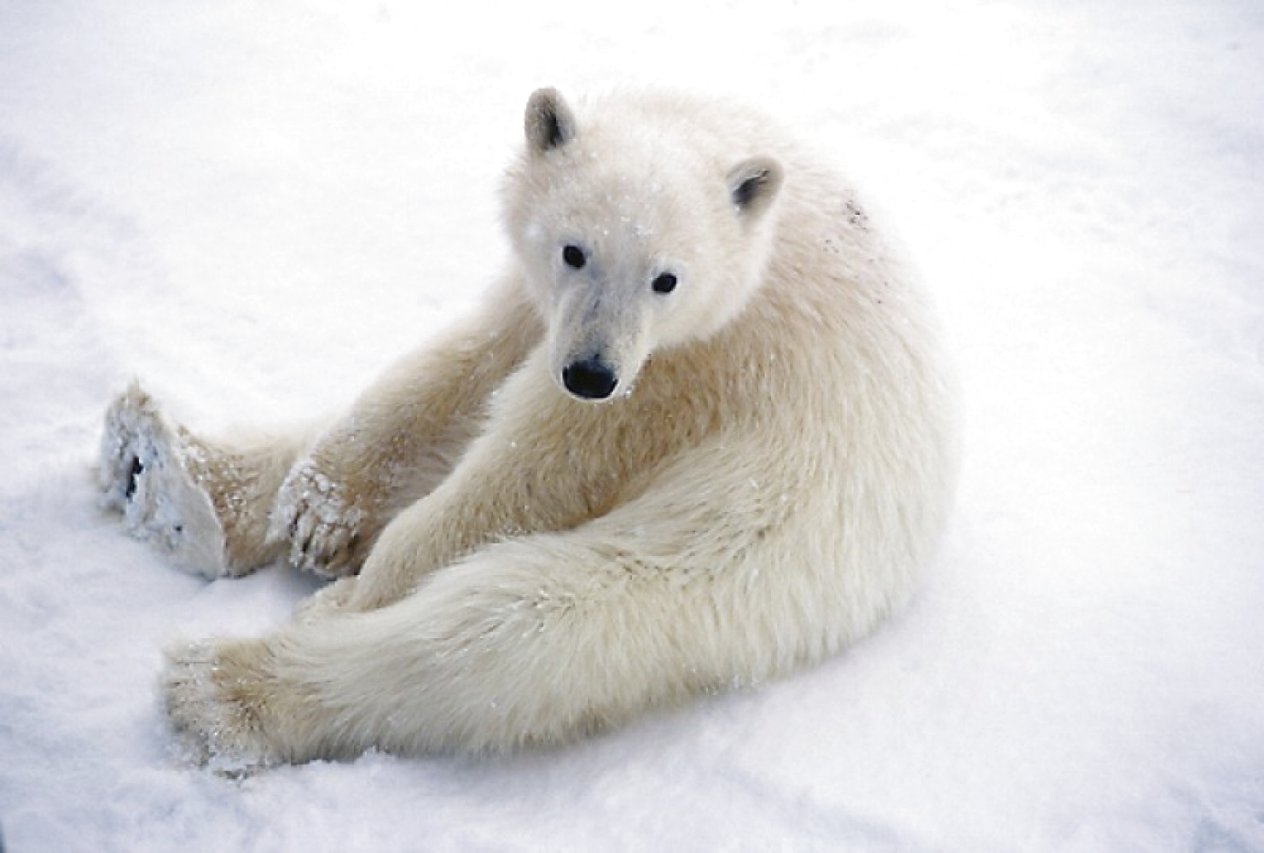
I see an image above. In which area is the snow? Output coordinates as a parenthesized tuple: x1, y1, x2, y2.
(2, 0, 1262, 849)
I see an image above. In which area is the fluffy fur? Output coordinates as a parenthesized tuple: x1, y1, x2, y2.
(99, 88, 957, 766)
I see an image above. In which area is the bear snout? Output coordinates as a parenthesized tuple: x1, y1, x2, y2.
(562, 357, 619, 400)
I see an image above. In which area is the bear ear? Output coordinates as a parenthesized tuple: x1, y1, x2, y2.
(525, 88, 577, 155)
(727, 157, 784, 219)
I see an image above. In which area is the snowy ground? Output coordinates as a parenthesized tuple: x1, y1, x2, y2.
(2, 1, 1262, 850)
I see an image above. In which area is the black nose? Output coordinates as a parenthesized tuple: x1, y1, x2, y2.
(562, 358, 618, 400)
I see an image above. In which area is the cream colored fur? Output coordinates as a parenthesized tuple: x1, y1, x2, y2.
(100, 88, 957, 766)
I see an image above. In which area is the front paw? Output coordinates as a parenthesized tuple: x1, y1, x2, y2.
(161, 638, 281, 772)
(272, 459, 374, 578)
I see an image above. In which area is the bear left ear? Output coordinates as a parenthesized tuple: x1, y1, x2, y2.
(727, 157, 784, 219)
(525, 88, 577, 155)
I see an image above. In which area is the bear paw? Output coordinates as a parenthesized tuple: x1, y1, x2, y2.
(98, 384, 229, 578)
(272, 459, 369, 578)
(161, 639, 280, 774)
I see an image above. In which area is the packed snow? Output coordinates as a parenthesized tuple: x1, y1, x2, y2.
(2, 1, 1262, 850)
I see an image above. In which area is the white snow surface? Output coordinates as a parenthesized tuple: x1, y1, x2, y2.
(2, 1, 1262, 850)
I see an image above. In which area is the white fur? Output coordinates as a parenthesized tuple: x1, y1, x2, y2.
(101, 88, 958, 765)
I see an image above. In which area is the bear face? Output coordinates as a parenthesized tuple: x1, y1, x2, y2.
(503, 89, 784, 401)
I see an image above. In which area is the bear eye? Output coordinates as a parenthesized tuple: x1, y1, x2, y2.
(562, 245, 587, 269)
(651, 272, 678, 294)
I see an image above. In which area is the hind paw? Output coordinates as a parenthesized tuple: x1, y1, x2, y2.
(98, 383, 229, 577)
(161, 638, 282, 772)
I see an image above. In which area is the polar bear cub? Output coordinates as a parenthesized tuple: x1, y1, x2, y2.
(99, 88, 957, 765)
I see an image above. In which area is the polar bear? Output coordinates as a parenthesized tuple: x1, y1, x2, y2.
(98, 88, 957, 766)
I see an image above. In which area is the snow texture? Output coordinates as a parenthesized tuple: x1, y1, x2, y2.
(1, 1, 1262, 850)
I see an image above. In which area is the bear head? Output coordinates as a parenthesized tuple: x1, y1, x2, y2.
(503, 88, 784, 402)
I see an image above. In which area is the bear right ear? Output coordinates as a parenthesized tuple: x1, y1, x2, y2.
(525, 88, 577, 155)
(727, 156, 784, 219)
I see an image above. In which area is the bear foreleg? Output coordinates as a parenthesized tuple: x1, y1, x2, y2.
(272, 281, 542, 577)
